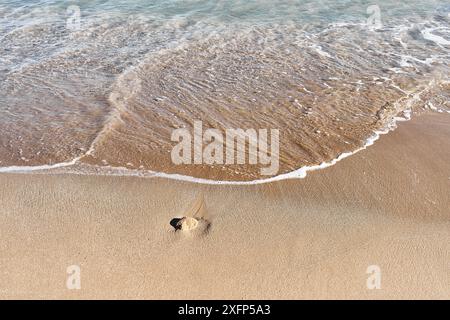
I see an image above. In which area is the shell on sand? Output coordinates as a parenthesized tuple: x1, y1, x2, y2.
(176, 217, 199, 231)
(171, 195, 209, 233)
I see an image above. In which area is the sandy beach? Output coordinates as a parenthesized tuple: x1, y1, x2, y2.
(0, 113, 449, 299)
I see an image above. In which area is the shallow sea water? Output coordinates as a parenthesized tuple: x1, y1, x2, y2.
(0, 0, 449, 181)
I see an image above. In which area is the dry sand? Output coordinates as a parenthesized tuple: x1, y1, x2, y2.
(0, 113, 449, 299)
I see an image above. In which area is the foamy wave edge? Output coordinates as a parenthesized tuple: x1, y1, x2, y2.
(0, 110, 412, 185)
(145, 110, 412, 185)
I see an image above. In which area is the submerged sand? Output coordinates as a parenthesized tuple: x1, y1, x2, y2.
(2, 19, 449, 182)
(0, 113, 449, 299)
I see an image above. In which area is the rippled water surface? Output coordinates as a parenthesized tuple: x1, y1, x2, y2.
(0, 0, 449, 181)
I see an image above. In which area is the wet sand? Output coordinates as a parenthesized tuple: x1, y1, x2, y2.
(0, 113, 449, 299)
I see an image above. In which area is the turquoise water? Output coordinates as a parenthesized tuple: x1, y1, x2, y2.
(2, 0, 449, 22)
(1, 0, 448, 79)
(0, 1, 449, 181)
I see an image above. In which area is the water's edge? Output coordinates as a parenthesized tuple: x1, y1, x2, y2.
(0, 108, 413, 185)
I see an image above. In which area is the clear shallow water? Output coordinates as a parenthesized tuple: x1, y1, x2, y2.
(0, 0, 449, 181)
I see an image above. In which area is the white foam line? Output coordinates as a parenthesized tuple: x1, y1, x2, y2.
(147, 112, 410, 185)
(0, 156, 81, 173)
(0, 110, 413, 185)
(421, 28, 450, 46)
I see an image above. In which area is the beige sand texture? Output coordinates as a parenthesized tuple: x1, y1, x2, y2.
(0, 113, 449, 299)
